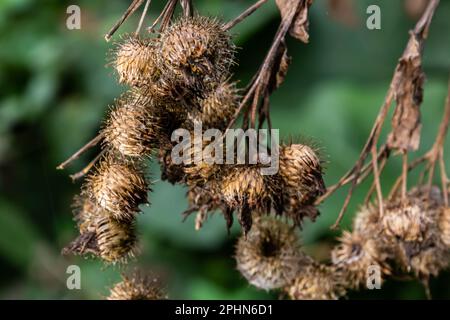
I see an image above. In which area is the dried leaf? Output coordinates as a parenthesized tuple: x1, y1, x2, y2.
(268, 40, 292, 93)
(387, 34, 425, 152)
(276, 0, 314, 43)
(61, 232, 99, 256)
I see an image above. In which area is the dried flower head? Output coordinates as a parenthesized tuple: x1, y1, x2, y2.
(382, 187, 442, 242)
(102, 92, 167, 158)
(87, 157, 149, 221)
(197, 80, 239, 129)
(331, 231, 391, 289)
(279, 143, 325, 205)
(353, 204, 381, 237)
(96, 216, 137, 263)
(111, 35, 159, 87)
(108, 271, 167, 300)
(286, 263, 346, 300)
(408, 245, 449, 278)
(439, 207, 450, 248)
(235, 216, 306, 290)
(158, 16, 235, 91)
(221, 165, 282, 233)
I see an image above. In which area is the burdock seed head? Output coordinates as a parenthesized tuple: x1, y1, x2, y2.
(331, 231, 391, 289)
(96, 216, 137, 264)
(381, 187, 442, 243)
(279, 143, 326, 206)
(108, 271, 167, 300)
(286, 263, 346, 300)
(86, 156, 149, 221)
(111, 35, 159, 87)
(353, 204, 381, 237)
(198, 80, 239, 130)
(439, 207, 450, 249)
(158, 16, 235, 90)
(235, 216, 306, 290)
(221, 165, 270, 210)
(102, 91, 167, 158)
(408, 245, 450, 278)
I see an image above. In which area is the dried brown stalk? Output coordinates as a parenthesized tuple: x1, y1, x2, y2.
(315, 0, 440, 229)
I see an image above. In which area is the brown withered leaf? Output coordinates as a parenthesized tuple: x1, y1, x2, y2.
(387, 34, 425, 152)
(268, 40, 292, 93)
(276, 0, 314, 43)
(61, 232, 99, 256)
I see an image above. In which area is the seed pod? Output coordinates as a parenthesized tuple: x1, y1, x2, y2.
(108, 271, 167, 300)
(221, 165, 282, 233)
(111, 35, 159, 87)
(408, 245, 450, 278)
(158, 16, 235, 91)
(96, 216, 137, 263)
(280, 143, 325, 225)
(102, 92, 167, 158)
(280, 143, 325, 205)
(87, 157, 149, 221)
(286, 263, 346, 300)
(197, 81, 239, 129)
(353, 204, 381, 237)
(331, 231, 391, 289)
(381, 188, 441, 243)
(439, 207, 450, 248)
(235, 216, 306, 290)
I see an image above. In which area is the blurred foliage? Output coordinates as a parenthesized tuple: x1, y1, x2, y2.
(0, 0, 449, 299)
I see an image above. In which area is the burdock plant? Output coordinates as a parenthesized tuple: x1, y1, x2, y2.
(58, 0, 450, 300)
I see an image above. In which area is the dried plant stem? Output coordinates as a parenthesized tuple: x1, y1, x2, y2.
(69, 148, 107, 181)
(135, 0, 152, 34)
(223, 0, 269, 31)
(226, 1, 301, 131)
(56, 134, 103, 170)
(105, 0, 145, 41)
(148, 0, 178, 32)
(316, 0, 440, 229)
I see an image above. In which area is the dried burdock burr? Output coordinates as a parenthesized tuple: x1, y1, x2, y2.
(235, 216, 306, 290)
(158, 16, 235, 91)
(331, 231, 391, 289)
(197, 80, 240, 130)
(102, 92, 167, 158)
(111, 35, 159, 87)
(221, 165, 283, 233)
(352, 204, 381, 237)
(108, 271, 167, 300)
(381, 187, 442, 243)
(286, 263, 347, 300)
(96, 216, 138, 263)
(438, 207, 450, 248)
(86, 157, 149, 221)
(279, 143, 325, 225)
(408, 245, 450, 279)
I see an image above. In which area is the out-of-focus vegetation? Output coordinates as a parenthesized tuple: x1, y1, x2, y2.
(0, 0, 449, 299)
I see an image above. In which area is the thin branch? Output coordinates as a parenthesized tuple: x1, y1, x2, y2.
(135, 0, 152, 34)
(69, 148, 107, 182)
(105, 0, 145, 41)
(223, 0, 269, 31)
(57, 134, 103, 170)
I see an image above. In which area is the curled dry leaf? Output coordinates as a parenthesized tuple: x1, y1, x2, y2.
(387, 33, 425, 152)
(276, 0, 314, 43)
(269, 40, 291, 93)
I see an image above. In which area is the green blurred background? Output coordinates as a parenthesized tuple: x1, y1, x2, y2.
(0, 0, 449, 299)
